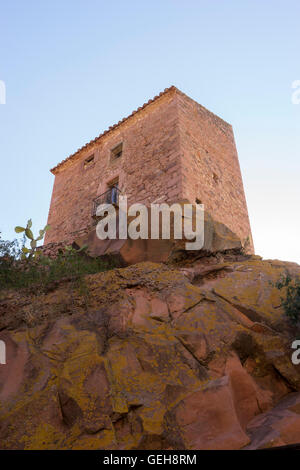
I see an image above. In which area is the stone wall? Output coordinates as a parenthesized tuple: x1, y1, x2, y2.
(45, 90, 182, 244)
(177, 92, 253, 250)
(39, 241, 67, 258)
(45, 87, 253, 252)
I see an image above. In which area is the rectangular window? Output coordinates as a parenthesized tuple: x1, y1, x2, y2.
(84, 154, 94, 169)
(110, 143, 123, 162)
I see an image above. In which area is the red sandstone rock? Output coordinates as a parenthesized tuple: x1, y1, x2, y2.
(171, 376, 250, 450)
(0, 256, 299, 449)
(245, 393, 300, 449)
(68, 209, 244, 266)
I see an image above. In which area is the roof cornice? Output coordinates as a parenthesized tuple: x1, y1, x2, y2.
(51, 85, 179, 174)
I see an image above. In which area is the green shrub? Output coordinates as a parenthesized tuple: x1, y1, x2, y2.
(275, 274, 300, 324)
(0, 235, 22, 288)
(0, 233, 118, 292)
(0, 234, 21, 259)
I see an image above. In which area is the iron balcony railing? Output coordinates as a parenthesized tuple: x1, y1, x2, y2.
(92, 186, 121, 217)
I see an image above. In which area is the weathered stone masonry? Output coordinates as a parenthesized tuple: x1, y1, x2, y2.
(45, 86, 253, 251)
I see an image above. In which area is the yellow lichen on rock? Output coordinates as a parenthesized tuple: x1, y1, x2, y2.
(0, 256, 300, 449)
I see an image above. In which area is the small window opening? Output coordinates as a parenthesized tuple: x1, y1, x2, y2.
(111, 143, 123, 161)
(213, 173, 219, 184)
(84, 154, 94, 169)
(107, 177, 119, 189)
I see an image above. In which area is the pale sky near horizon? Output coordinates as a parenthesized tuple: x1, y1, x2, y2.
(0, 0, 300, 263)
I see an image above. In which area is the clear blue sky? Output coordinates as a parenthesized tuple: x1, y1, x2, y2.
(0, 0, 300, 262)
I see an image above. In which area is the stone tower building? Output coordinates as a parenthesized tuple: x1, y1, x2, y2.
(45, 86, 253, 250)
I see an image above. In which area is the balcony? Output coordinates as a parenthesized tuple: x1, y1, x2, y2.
(92, 186, 121, 217)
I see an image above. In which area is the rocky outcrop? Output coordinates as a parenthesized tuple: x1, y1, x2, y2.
(0, 254, 299, 449)
(73, 208, 245, 265)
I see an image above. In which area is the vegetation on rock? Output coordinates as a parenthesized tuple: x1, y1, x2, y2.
(275, 274, 300, 325)
(15, 219, 50, 259)
(0, 253, 300, 449)
(0, 229, 118, 292)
